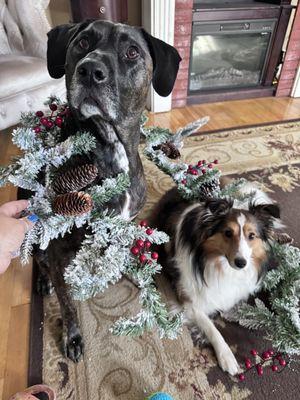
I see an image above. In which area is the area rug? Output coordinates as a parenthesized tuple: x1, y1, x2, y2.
(29, 120, 300, 400)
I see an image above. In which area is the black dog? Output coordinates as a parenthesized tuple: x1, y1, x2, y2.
(33, 20, 181, 362)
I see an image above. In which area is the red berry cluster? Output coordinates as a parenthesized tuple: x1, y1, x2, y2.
(34, 103, 70, 134)
(130, 220, 159, 264)
(238, 348, 289, 381)
(181, 159, 219, 185)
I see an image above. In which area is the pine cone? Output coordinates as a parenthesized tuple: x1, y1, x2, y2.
(154, 142, 181, 159)
(52, 164, 98, 194)
(52, 192, 93, 216)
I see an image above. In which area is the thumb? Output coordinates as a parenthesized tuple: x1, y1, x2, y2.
(0, 200, 29, 218)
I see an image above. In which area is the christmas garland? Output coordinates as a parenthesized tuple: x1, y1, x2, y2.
(0, 97, 182, 339)
(141, 115, 300, 356)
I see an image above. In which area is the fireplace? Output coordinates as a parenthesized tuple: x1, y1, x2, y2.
(189, 19, 277, 92)
(171, 0, 294, 107)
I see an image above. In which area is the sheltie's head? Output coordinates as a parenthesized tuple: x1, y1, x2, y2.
(181, 198, 281, 273)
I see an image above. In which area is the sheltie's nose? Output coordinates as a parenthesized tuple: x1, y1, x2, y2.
(234, 257, 247, 269)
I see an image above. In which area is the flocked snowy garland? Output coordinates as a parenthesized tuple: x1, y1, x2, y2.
(1, 97, 300, 353)
(0, 97, 182, 339)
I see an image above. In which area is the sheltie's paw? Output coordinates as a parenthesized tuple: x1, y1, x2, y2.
(216, 346, 241, 376)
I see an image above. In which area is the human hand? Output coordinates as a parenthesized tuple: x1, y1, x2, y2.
(0, 200, 38, 274)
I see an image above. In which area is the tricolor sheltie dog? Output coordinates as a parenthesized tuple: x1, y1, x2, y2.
(152, 182, 283, 375)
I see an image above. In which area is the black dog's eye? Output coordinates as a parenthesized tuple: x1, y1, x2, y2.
(78, 37, 89, 50)
(248, 232, 256, 240)
(224, 229, 233, 238)
(125, 46, 140, 60)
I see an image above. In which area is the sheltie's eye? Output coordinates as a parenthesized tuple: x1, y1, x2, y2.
(224, 229, 233, 238)
(248, 232, 256, 240)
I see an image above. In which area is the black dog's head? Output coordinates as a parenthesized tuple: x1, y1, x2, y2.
(47, 20, 181, 124)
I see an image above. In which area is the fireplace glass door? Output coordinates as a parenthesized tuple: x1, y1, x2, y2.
(189, 20, 276, 92)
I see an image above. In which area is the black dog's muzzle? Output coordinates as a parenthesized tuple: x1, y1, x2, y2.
(76, 58, 108, 87)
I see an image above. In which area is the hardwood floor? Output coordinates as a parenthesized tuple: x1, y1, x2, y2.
(0, 96, 299, 398)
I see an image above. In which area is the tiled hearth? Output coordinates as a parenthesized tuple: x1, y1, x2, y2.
(172, 0, 300, 108)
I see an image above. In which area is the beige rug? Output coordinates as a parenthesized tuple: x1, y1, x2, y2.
(33, 120, 300, 400)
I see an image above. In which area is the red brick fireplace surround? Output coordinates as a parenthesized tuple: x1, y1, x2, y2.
(172, 0, 300, 108)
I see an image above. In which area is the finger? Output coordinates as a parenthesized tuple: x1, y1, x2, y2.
(0, 200, 29, 218)
(19, 217, 36, 234)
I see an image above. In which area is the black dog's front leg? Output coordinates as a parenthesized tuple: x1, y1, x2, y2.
(47, 242, 84, 363)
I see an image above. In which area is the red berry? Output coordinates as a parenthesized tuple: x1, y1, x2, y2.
(47, 121, 54, 128)
(146, 228, 153, 235)
(188, 164, 193, 170)
(144, 240, 151, 249)
(139, 220, 148, 227)
(272, 365, 278, 372)
(276, 353, 282, 360)
(136, 239, 144, 248)
(245, 359, 252, 369)
(250, 349, 258, 356)
(238, 373, 245, 381)
(214, 159, 219, 164)
(151, 252, 159, 260)
(279, 359, 286, 366)
(202, 159, 206, 164)
(34, 126, 41, 133)
(191, 169, 198, 176)
(256, 365, 263, 376)
(262, 351, 270, 360)
(139, 254, 147, 263)
(36, 111, 44, 117)
(55, 117, 63, 127)
(181, 179, 187, 185)
(49, 103, 57, 111)
(268, 349, 274, 356)
(208, 163, 213, 168)
(197, 160, 202, 167)
(146, 259, 153, 265)
(40, 117, 48, 126)
(201, 168, 206, 174)
(130, 246, 139, 256)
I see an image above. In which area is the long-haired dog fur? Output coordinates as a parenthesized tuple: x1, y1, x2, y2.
(151, 183, 282, 375)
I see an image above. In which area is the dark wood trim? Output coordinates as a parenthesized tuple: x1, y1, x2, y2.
(70, 0, 128, 23)
(28, 260, 44, 388)
(193, 8, 281, 22)
(187, 86, 275, 105)
(264, 6, 293, 85)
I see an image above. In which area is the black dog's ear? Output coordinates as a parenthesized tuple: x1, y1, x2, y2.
(205, 198, 233, 215)
(47, 20, 94, 79)
(249, 203, 281, 219)
(141, 29, 182, 97)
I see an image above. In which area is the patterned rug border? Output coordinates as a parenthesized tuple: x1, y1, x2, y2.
(27, 118, 300, 390)
(194, 118, 300, 137)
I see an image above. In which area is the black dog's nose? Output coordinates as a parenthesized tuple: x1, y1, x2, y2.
(234, 257, 247, 269)
(77, 61, 106, 84)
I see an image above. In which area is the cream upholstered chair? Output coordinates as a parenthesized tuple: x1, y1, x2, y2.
(0, 0, 66, 130)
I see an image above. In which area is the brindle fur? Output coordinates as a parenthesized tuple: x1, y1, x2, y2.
(20, 20, 181, 362)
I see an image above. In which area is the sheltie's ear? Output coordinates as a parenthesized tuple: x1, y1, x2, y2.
(249, 203, 280, 219)
(205, 198, 233, 216)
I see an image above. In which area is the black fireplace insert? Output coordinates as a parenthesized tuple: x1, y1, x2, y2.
(189, 19, 277, 92)
(187, 0, 293, 104)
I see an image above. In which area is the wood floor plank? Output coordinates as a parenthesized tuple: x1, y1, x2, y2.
(0, 262, 15, 380)
(0, 377, 4, 400)
(11, 259, 32, 307)
(2, 304, 30, 400)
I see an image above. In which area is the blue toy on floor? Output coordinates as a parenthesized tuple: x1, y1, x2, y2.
(146, 393, 174, 400)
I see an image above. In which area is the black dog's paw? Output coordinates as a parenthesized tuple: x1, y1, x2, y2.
(63, 328, 84, 363)
(36, 274, 53, 296)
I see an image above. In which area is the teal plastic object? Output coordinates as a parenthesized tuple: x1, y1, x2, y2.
(146, 393, 174, 400)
